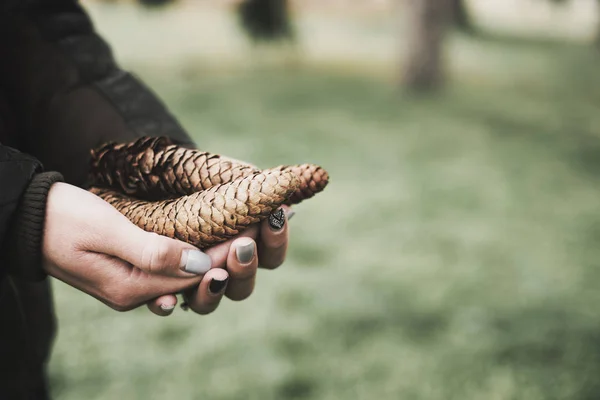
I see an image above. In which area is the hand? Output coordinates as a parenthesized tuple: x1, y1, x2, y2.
(42, 183, 292, 315)
(148, 204, 293, 316)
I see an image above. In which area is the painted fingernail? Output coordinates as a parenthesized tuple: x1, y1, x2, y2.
(160, 304, 175, 312)
(285, 209, 296, 221)
(180, 250, 212, 275)
(268, 208, 286, 231)
(236, 241, 255, 264)
(180, 302, 189, 311)
(209, 277, 229, 295)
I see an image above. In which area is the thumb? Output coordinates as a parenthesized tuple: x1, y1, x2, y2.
(97, 221, 213, 278)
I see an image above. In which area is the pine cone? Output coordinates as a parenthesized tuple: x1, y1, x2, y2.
(90, 170, 300, 248)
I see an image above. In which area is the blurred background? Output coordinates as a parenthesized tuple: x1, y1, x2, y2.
(49, 0, 600, 399)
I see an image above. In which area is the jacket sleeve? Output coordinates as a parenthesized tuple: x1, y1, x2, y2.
(0, 144, 63, 281)
(0, 0, 196, 187)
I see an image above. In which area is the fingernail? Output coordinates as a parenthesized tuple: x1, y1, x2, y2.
(160, 304, 175, 312)
(268, 208, 286, 231)
(209, 277, 229, 295)
(236, 241, 255, 264)
(285, 209, 296, 221)
(181, 302, 189, 311)
(180, 250, 212, 275)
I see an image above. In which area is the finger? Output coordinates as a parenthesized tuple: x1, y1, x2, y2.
(182, 268, 229, 315)
(257, 206, 293, 270)
(114, 222, 259, 279)
(93, 213, 213, 278)
(202, 225, 260, 269)
(45, 251, 204, 312)
(147, 294, 178, 317)
(224, 237, 258, 301)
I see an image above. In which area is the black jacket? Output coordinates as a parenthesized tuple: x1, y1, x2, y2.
(0, 0, 195, 281)
(0, 1, 195, 398)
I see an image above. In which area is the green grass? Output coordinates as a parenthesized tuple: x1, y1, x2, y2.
(48, 25, 600, 400)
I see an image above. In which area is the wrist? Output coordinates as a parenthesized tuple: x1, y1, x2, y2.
(5, 171, 64, 281)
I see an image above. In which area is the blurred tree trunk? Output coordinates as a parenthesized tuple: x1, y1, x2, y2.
(450, 0, 474, 33)
(237, 0, 294, 42)
(401, 0, 452, 92)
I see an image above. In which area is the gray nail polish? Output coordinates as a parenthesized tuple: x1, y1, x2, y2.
(236, 242, 255, 264)
(180, 250, 212, 275)
(285, 209, 296, 221)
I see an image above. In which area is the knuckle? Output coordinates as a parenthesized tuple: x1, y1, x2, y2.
(229, 264, 256, 279)
(263, 233, 288, 250)
(102, 284, 138, 312)
(141, 233, 172, 274)
(258, 243, 287, 270)
(154, 241, 172, 271)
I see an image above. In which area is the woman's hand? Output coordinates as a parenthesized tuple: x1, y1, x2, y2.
(150, 203, 294, 316)
(41, 183, 292, 316)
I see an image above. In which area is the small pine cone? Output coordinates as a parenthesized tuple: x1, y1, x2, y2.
(90, 136, 329, 205)
(90, 136, 255, 200)
(90, 170, 300, 249)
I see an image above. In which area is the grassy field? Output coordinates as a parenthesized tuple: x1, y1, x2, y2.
(48, 3, 600, 400)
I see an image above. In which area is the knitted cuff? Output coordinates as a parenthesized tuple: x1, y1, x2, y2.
(7, 171, 64, 281)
